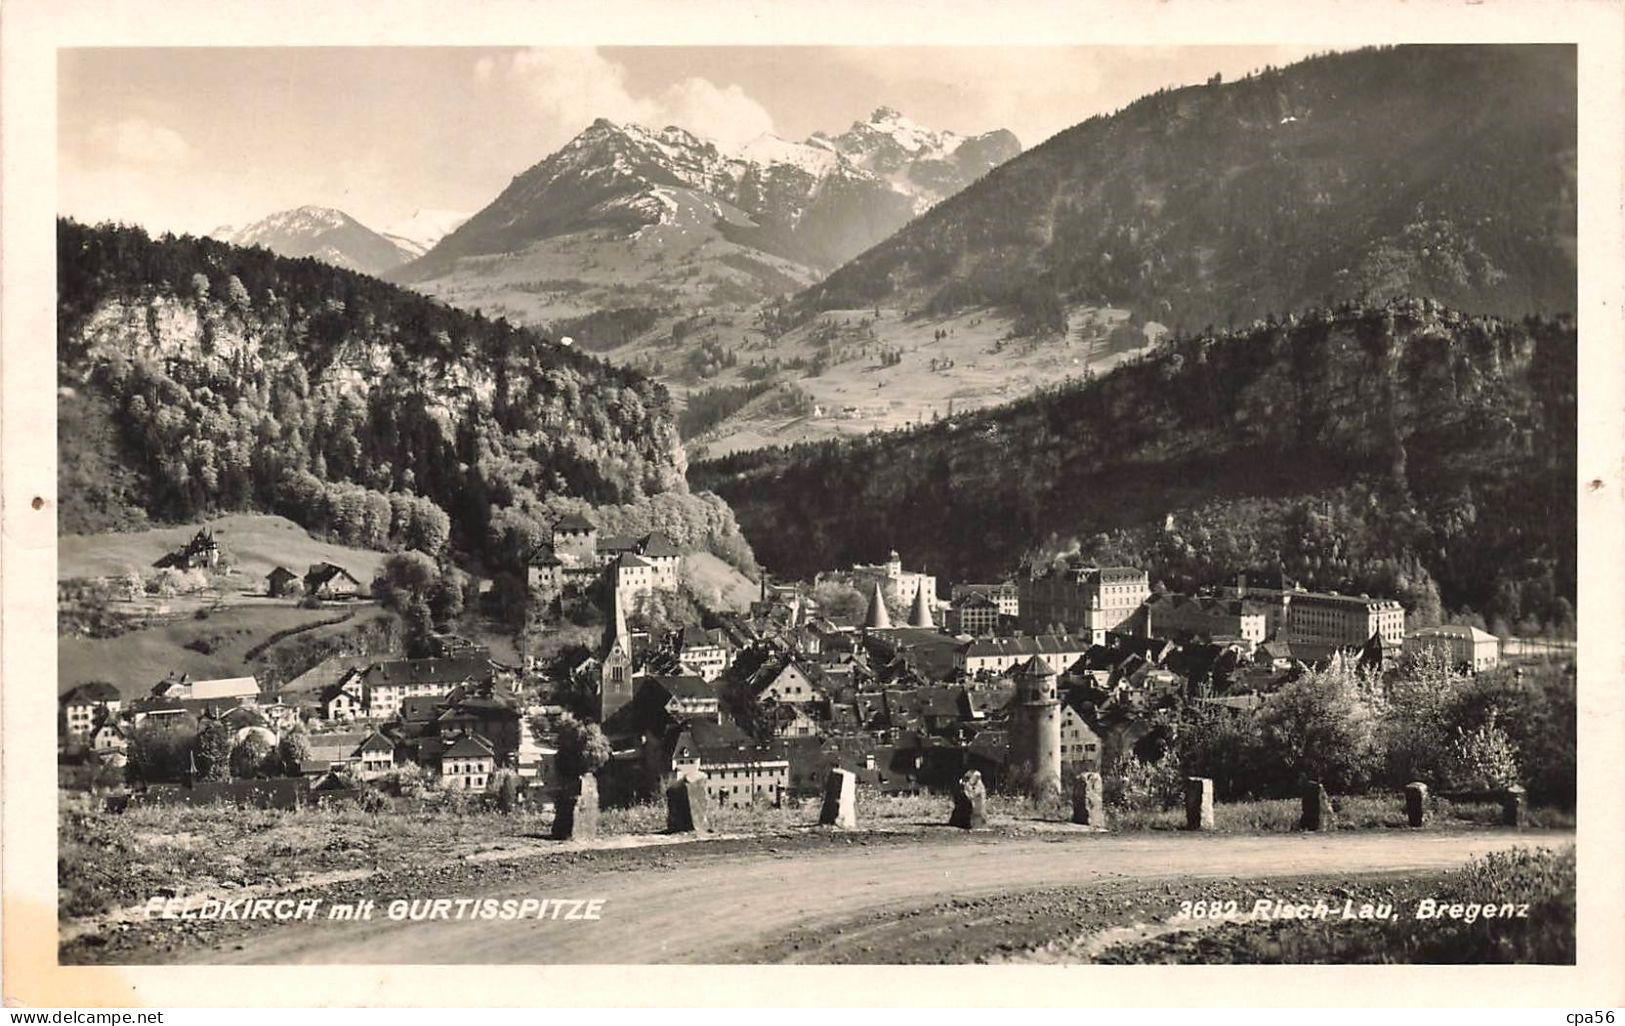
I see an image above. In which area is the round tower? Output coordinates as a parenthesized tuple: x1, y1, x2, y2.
(1013, 655, 1062, 805)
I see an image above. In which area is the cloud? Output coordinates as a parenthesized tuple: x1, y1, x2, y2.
(86, 117, 192, 167)
(480, 47, 775, 152)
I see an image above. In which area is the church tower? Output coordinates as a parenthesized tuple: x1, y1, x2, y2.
(1011, 655, 1062, 804)
(909, 581, 934, 628)
(599, 586, 635, 722)
(864, 579, 892, 630)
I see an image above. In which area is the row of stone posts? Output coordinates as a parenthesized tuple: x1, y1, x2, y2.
(547, 768, 1528, 841)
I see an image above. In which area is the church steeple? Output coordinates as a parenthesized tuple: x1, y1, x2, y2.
(864, 580, 892, 629)
(909, 582, 934, 628)
(606, 584, 630, 659)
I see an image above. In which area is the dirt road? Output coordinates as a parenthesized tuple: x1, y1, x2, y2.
(193, 828, 1570, 965)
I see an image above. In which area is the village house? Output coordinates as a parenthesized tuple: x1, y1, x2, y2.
(320, 655, 494, 721)
(265, 566, 299, 598)
(1058, 698, 1104, 773)
(436, 733, 497, 791)
(752, 659, 825, 706)
(150, 674, 260, 703)
(662, 718, 790, 810)
(1404, 624, 1501, 672)
(354, 730, 398, 780)
(955, 634, 1094, 677)
(305, 562, 364, 600)
(59, 681, 121, 741)
(1020, 563, 1150, 637)
(675, 625, 733, 681)
(299, 731, 368, 776)
(154, 528, 221, 571)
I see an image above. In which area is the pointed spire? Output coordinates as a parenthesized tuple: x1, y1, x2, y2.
(864, 580, 892, 629)
(909, 584, 934, 628)
(606, 585, 630, 657)
(790, 592, 804, 628)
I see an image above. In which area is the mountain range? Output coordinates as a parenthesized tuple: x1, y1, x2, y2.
(801, 45, 1576, 336)
(210, 206, 468, 277)
(384, 109, 1020, 325)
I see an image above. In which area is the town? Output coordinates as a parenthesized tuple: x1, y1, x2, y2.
(59, 513, 1534, 831)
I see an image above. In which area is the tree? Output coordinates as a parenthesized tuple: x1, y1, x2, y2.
(488, 767, 524, 814)
(1440, 713, 1521, 791)
(193, 718, 231, 782)
(277, 730, 312, 777)
(554, 713, 611, 780)
(126, 716, 198, 784)
(229, 734, 276, 779)
(1257, 665, 1384, 794)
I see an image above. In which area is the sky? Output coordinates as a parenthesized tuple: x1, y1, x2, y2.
(59, 45, 1327, 237)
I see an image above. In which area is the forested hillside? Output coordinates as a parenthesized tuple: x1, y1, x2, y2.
(57, 219, 756, 574)
(799, 45, 1575, 337)
(694, 299, 1576, 633)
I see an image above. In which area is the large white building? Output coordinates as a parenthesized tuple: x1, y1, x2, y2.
(848, 550, 938, 611)
(1404, 625, 1501, 672)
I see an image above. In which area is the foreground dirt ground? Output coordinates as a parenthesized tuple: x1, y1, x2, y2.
(62, 825, 1570, 965)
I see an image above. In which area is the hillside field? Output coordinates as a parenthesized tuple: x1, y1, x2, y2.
(603, 303, 1157, 459)
(57, 602, 383, 699)
(58, 514, 392, 587)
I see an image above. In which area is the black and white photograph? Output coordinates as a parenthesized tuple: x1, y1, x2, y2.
(5, 0, 1624, 1009)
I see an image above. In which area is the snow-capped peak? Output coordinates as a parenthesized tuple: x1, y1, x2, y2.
(738, 133, 841, 175)
(382, 208, 471, 257)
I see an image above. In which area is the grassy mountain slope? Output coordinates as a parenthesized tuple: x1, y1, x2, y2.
(799, 45, 1576, 336)
(692, 299, 1575, 631)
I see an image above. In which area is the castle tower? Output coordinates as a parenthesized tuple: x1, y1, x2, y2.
(864, 580, 892, 630)
(1011, 655, 1062, 805)
(885, 549, 903, 579)
(599, 586, 635, 723)
(909, 582, 934, 628)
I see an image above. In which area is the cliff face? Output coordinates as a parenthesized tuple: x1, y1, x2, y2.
(694, 299, 1575, 628)
(57, 219, 691, 549)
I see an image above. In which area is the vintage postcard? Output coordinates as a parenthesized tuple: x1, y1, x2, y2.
(4, 0, 1623, 1008)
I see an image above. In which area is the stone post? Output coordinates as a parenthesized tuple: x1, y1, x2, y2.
(552, 773, 599, 841)
(1299, 781, 1333, 831)
(1071, 772, 1106, 828)
(665, 773, 711, 834)
(1499, 785, 1526, 828)
(949, 769, 988, 829)
(819, 768, 857, 829)
(1404, 782, 1428, 827)
(1184, 776, 1214, 831)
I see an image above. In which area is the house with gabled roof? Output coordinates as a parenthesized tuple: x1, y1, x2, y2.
(60, 681, 121, 741)
(266, 566, 299, 598)
(660, 717, 789, 810)
(436, 732, 496, 791)
(354, 729, 398, 780)
(305, 562, 363, 600)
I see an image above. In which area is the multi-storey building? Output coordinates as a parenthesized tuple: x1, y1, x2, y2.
(1020, 564, 1149, 637)
(946, 592, 1002, 636)
(954, 634, 1095, 677)
(846, 550, 938, 611)
(950, 582, 1020, 618)
(1140, 593, 1269, 644)
(1404, 625, 1501, 672)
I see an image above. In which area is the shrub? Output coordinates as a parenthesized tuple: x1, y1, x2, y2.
(1105, 754, 1185, 811)
(554, 713, 611, 781)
